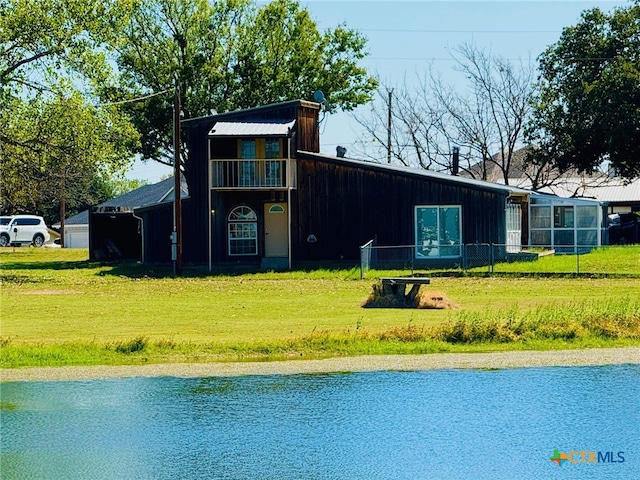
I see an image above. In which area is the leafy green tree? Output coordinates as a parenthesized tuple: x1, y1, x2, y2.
(108, 0, 377, 167)
(0, 0, 140, 231)
(0, 91, 139, 240)
(0, 0, 133, 99)
(526, 2, 640, 180)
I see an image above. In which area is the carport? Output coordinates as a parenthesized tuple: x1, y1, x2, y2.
(89, 206, 142, 261)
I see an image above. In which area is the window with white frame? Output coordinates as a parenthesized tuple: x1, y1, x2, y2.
(228, 206, 258, 256)
(415, 205, 461, 258)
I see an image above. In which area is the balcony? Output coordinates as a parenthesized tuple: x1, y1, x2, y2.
(210, 158, 296, 190)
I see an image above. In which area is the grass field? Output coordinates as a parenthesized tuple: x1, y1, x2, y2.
(1, 247, 639, 367)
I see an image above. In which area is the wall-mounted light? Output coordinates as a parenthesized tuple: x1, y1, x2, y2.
(210, 209, 216, 215)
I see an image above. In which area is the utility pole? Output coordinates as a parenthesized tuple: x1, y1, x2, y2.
(452, 146, 460, 176)
(172, 76, 183, 275)
(387, 88, 393, 163)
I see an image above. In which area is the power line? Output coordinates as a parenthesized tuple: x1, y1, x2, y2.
(360, 28, 562, 34)
(100, 88, 172, 106)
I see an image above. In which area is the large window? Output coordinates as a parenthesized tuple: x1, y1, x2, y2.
(228, 206, 257, 256)
(415, 205, 461, 258)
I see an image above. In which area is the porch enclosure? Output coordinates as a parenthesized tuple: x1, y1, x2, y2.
(529, 196, 603, 253)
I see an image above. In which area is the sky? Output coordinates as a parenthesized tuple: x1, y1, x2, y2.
(126, 0, 625, 183)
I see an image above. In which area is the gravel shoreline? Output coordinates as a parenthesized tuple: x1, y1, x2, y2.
(2, 347, 639, 382)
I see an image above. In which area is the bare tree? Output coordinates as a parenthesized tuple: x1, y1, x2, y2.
(354, 44, 536, 183)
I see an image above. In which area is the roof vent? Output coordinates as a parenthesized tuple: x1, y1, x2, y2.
(336, 146, 347, 158)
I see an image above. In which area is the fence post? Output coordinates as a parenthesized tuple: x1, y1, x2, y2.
(462, 244, 466, 271)
(411, 245, 414, 275)
(490, 243, 494, 273)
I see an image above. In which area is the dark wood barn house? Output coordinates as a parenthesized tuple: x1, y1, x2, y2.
(136, 99, 602, 268)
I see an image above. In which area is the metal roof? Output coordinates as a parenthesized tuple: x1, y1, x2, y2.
(61, 176, 188, 225)
(298, 151, 535, 196)
(507, 177, 640, 204)
(183, 100, 318, 127)
(208, 120, 296, 137)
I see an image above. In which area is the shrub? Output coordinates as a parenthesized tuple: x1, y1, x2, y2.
(111, 336, 148, 354)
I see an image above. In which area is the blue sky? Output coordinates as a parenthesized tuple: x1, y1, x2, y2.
(127, 0, 624, 182)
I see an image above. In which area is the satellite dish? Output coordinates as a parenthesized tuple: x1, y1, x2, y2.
(313, 90, 326, 104)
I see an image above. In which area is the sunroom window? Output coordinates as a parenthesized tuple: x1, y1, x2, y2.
(529, 198, 600, 252)
(415, 205, 461, 258)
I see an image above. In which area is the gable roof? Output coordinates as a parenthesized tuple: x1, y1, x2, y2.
(62, 176, 188, 225)
(513, 177, 640, 204)
(183, 99, 319, 128)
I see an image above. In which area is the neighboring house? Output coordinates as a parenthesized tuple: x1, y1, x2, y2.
(133, 99, 603, 269)
(58, 210, 89, 248)
(521, 178, 640, 215)
(462, 146, 640, 214)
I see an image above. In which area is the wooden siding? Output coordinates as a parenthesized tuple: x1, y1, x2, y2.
(292, 153, 509, 262)
(172, 101, 319, 265)
(295, 104, 320, 152)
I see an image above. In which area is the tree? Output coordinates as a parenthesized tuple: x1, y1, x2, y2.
(526, 2, 640, 180)
(107, 0, 378, 169)
(0, 91, 139, 241)
(0, 0, 133, 99)
(354, 44, 535, 184)
(0, 0, 140, 230)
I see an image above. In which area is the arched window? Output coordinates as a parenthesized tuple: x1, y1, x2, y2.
(228, 206, 258, 256)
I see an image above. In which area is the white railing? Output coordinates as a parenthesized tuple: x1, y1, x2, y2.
(210, 158, 295, 189)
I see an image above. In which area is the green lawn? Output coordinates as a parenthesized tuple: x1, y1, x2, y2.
(1, 247, 639, 367)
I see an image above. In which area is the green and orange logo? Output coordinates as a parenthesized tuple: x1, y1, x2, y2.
(550, 449, 569, 466)
(550, 449, 625, 466)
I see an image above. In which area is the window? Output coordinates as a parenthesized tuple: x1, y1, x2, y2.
(415, 206, 461, 258)
(240, 140, 256, 187)
(228, 206, 257, 256)
(265, 139, 281, 187)
(554, 206, 574, 228)
(576, 205, 598, 229)
(531, 206, 551, 229)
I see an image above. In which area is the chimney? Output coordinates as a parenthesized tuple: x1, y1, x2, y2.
(336, 146, 347, 158)
(452, 146, 460, 175)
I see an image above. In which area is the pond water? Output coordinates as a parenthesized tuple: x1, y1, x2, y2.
(1, 364, 638, 479)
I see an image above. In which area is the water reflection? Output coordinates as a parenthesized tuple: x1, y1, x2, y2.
(2, 365, 638, 479)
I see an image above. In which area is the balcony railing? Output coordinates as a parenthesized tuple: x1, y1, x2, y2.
(210, 158, 296, 190)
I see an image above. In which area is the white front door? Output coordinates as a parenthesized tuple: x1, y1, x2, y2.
(506, 204, 522, 253)
(264, 203, 288, 257)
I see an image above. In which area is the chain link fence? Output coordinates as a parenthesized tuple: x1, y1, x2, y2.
(360, 241, 640, 278)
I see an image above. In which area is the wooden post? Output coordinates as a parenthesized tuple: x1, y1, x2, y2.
(173, 77, 182, 275)
(387, 88, 393, 163)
